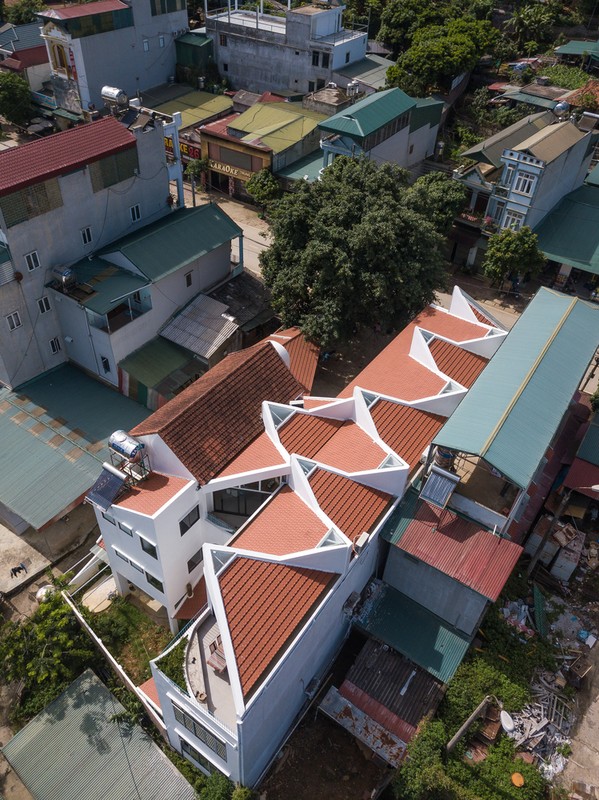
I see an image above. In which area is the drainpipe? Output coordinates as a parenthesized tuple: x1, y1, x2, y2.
(169, 112, 184, 208)
(237, 233, 244, 274)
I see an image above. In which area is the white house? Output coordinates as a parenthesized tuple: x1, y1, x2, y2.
(86, 287, 513, 785)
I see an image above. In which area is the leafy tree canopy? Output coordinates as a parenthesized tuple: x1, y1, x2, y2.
(482, 226, 545, 287)
(0, 71, 32, 126)
(245, 168, 281, 211)
(5, 0, 45, 25)
(260, 158, 461, 346)
(185, 157, 210, 179)
(401, 172, 467, 235)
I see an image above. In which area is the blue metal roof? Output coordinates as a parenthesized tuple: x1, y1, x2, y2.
(355, 581, 472, 683)
(0, 365, 148, 529)
(433, 289, 599, 489)
(578, 413, 599, 466)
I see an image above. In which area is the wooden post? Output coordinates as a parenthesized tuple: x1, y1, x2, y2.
(446, 696, 491, 753)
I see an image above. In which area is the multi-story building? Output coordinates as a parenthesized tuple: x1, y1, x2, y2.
(205, 3, 368, 95)
(86, 286, 520, 784)
(36, 0, 188, 116)
(0, 114, 186, 389)
(452, 112, 593, 267)
(319, 87, 443, 171)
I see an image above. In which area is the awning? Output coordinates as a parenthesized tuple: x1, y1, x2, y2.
(86, 463, 127, 511)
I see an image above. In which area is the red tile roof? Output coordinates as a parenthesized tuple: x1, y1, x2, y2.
(278, 413, 343, 456)
(39, 0, 129, 19)
(397, 501, 522, 600)
(468, 303, 496, 327)
(0, 117, 136, 197)
(339, 307, 488, 401)
(428, 339, 488, 388)
(266, 328, 320, 392)
(174, 576, 208, 620)
(131, 342, 304, 484)
(219, 557, 336, 697)
(370, 400, 444, 475)
(231, 485, 327, 554)
(313, 420, 387, 473)
(114, 472, 191, 515)
(217, 431, 285, 478)
(138, 676, 161, 709)
(309, 468, 392, 542)
(302, 397, 338, 410)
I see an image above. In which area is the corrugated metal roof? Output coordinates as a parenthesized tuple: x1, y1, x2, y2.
(501, 91, 557, 110)
(335, 54, 396, 90)
(154, 90, 232, 129)
(231, 102, 326, 154)
(564, 457, 599, 497)
(160, 293, 238, 359)
(71, 257, 149, 314)
(37, 0, 129, 19)
(0, 21, 44, 52)
(355, 580, 472, 683)
(394, 497, 522, 601)
(461, 111, 552, 168)
(318, 88, 416, 140)
(276, 149, 323, 182)
(2, 670, 196, 800)
(409, 97, 444, 133)
(118, 337, 197, 389)
(0, 365, 148, 529)
(578, 414, 599, 465)
(555, 39, 599, 56)
(101, 204, 242, 282)
(515, 121, 585, 162)
(534, 185, 599, 275)
(433, 289, 599, 489)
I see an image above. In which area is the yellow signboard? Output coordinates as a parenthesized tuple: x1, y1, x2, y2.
(208, 159, 253, 182)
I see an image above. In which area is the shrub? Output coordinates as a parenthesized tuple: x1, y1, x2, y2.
(157, 638, 187, 690)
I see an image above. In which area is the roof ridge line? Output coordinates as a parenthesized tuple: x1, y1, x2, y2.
(479, 296, 578, 457)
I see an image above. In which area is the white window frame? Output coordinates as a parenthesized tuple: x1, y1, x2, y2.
(49, 336, 61, 354)
(81, 226, 92, 246)
(159, 35, 165, 48)
(143, 39, 149, 52)
(503, 209, 525, 231)
(513, 171, 536, 196)
(25, 251, 40, 271)
(130, 204, 141, 222)
(6, 311, 21, 331)
(38, 296, 51, 314)
(502, 165, 515, 187)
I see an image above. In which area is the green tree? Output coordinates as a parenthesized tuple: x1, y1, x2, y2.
(199, 772, 234, 800)
(506, 4, 554, 50)
(6, 0, 45, 24)
(377, 0, 447, 55)
(0, 71, 32, 126)
(0, 589, 96, 723)
(260, 157, 449, 347)
(482, 226, 545, 288)
(245, 168, 281, 214)
(401, 173, 467, 235)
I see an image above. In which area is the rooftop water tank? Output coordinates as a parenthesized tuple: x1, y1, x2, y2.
(101, 86, 128, 107)
(51, 266, 76, 291)
(109, 430, 145, 462)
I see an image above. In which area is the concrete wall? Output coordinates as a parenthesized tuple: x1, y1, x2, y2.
(370, 126, 411, 167)
(25, 61, 51, 91)
(383, 546, 488, 635)
(406, 122, 438, 166)
(0, 124, 171, 387)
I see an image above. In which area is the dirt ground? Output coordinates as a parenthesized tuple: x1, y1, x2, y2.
(259, 713, 391, 800)
(561, 636, 599, 789)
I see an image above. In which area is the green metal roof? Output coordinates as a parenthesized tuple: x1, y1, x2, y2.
(578, 413, 599, 466)
(409, 97, 444, 133)
(534, 185, 599, 275)
(461, 111, 552, 168)
(556, 39, 599, 56)
(335, 54, 396, 90)
(502, 91, 557, 110)
(71, 257, 149, 314)
(119, 337, 196, 388)
(355, 582, 472, 683)
(379, 487, 420, 544)
(586, 163, 599, 186)
(433, 288, 599, 489)
(232, 102, 326, 154)
(318, 88, 416, 141)
(276, 149, 324, 182)
(154, 90, 232, 129)
(0, 243, 10, 265)
(2, 670, 196, 800)
(101, 204, 242, 282)
(176, 32, 212, 47)
(0, 365, 148, 529)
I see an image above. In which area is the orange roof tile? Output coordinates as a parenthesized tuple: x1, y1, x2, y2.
(231, 485, 327, 554)
(314, 421, 387, 473)
(302, 397, 338, 410)
(309, 468, 393, 541)
(115, 472, 191, 515)
(131, 342, 304, 484)
(339, 307, 488, 401)
(217, 431, 285, 478)
(174, 576, 208, 620)
(428, 339, 488, 388)
(138, 676, 161, 709)
(370, 400, 444, 475)
(278, 413, 343, 456)
(266, 328, 320, 392)
(219, 557, 336, 697)
(469, 303, 496, 327)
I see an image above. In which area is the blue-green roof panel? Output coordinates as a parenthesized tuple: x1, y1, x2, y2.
(71, 257, 149, 315)
(318, 88, 416, 140)
(578, 414, 599, 466)
(355, 582, 472, 683)
(433, 289, 599, 488)
(101, 204, 242, 282)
